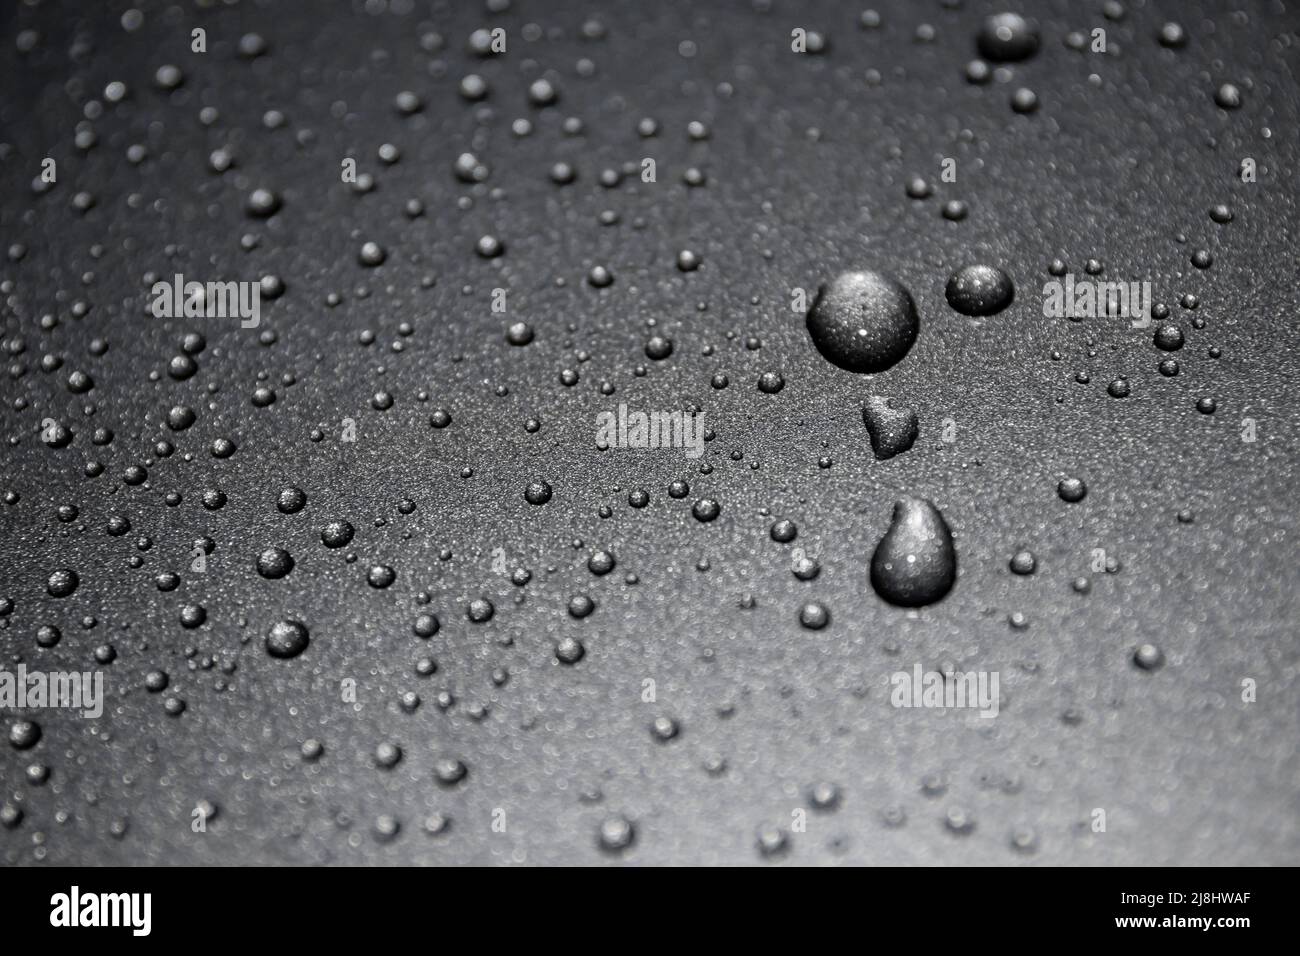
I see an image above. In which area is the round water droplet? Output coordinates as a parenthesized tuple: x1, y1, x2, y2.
(806, 270, 919, 373)
(1009, 550, 1037, 575)
(568, 594, 596, 618)
(977, 13, 1040, 61)
(945, 265, 1015, 316)
(321, 520, 355, 548)
(644, 336, 673, 360)
(598, 815, 635, 852)
(650, 716, 680, 741)
(256, 547, 294, 579)
(266, 619, 309, 658)
(770, 519, 798, 543)
(506, 322, 534, 346)
(358, 241, 386, 267)
(1057, 477, 1087, 502)
(588, 550, 616, 575)
(692, 498, 721, 522)
(367, 565, 395, 588)
(47, 569, 79, 598)
(798, 601, 830, 629)
(1134, 643, 1165, 671)
(1214, 83, 1242, 109)
(277, 487, 307, 513)
(555, 636, 585, 664)
(8, 719, 41, 750)
(1153, 324, 1184, 351)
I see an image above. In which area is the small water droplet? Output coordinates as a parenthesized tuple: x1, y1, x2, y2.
(266, 619, 309, 658)
(1057, 477, 1087, 502)
(977, 13, 1040, 62)
(944, 265, 1015, 316)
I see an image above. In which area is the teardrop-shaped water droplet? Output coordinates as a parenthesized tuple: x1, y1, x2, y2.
(869, 497, 957, 606)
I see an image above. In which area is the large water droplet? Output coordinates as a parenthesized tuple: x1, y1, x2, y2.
(869, 498, 957, 606)
(806, 270, 919, 373)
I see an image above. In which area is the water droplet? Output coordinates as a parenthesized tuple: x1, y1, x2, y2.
(650, 716, 680, 741)
(8, 719, 41, 750)
(47, 569, 79, 598)
(944, 806, 976, 835)
(358, 241, 386, 267)
(555, 636, 585, 664)
(1214, 83, 1242, 109)
(1009, 550, 1038, 575)
(862, 396, 919, 459)
(944, 265, 1015, 316)
(1010, 826, 1039, 853)
(568, 594, 596, 618)
(1057, 477, 1087, 502)
(321, 520, 355, 548)
(433, 757, 468, 786)
(528, 77, 559, 107)
(1010, 87, 1039, 113)
(475, 235, 504, 258)
(644, 336, 673, 360)
(755, 823, 789, 857)
(808, 782, 842, 811)
(793, 555, 821, 580)
(1133, 643, 1165, 670)
(1158, 22, 1187, 48)
(869, 498, 957, 606)
(524, 479, 552, 505)
(367, 565, 395, 588)
(245, 187, 281, 218)
(277, 487, 307, 514)
(692, 498, 721, 522)
(266, 620, 309, 658)
(977, 13, 1040, 62)
(770, 519, 798, 542)
(256, 547, 294, 579)
(506, 321, 534, 346)
(806, 270, 919, 373)
(798, 601, 830, 629)
(374, 742, 402, 768)
(587, 550, 616, 575)
(1153, 324, 1184, 351)
(598, 815, 635, 852)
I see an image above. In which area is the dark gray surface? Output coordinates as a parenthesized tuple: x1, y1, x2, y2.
(1, 0, 1297, 865)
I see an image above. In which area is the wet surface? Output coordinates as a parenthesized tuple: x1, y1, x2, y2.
(1, 0, 1298, 865)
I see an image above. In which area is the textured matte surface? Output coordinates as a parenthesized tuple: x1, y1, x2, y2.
(1, 0, 1298, 866)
